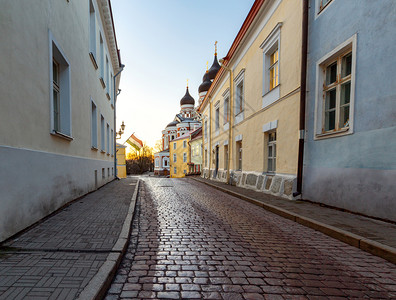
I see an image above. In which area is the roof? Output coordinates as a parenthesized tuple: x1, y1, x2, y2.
(198, 0, 265, 112)
(190, 127, 202, 141)
(171, 131, 195, 142)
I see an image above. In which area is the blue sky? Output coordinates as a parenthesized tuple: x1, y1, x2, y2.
(111, 0, 255, 148)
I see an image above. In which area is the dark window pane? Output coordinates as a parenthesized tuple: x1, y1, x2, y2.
(326, 62, 337, 85)
(325, 89, 336, 109)
(341, 82, 351, 105)
(342, 53, 352, 78)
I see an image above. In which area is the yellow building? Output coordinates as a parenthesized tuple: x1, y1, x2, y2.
(198, 0, 302, 199)
(169, 135, 190, 178)
(116, 143, 127, 178)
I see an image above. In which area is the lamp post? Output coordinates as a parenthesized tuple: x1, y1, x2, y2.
(116, 121, 126, 139)
(114, 64, 125, 179)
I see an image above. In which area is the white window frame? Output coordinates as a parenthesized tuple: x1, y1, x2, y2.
(260, 23, 282, 109)
(267, 131, 276, 173)
(173, 154, 177, 163)
(106, 123, 110, 154)
(183, 140, 187, 148)
(99, 33, 105, 88)
(174, 167, 177, 174)
(91, 99, 98, 149)
(173, 142, 176, 150)
(155, 158, 159, 167)
(49, 31, 72, 139)
(214, 101, 220, 132)
(314, 35, 356, 140)
(236, 140, 242, 171)
(183, 152, 187, 163)
(315, 0, 334, 17)
(110, 129, 113, 156)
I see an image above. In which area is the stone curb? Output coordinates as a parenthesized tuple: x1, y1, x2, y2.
(77, 179, 140, 300)
(192, 177, 396, 265)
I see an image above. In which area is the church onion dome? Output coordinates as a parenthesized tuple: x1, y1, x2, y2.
(166, 120, 179, 128)
(180, 87, 195, 106)
(198, 71, 212, 93)
(208, 54, 221, 81)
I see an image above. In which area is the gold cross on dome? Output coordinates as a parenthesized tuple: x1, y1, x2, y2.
(215, 41, 218, 54)
(206, 61, 209, 71)
(187, 79, 189, 88)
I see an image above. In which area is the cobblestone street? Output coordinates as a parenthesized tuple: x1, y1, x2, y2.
(106, 178, 396, 299)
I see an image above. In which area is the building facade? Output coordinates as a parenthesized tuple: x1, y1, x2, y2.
(188, 127, 203, 175)
(0, 0, 122, 241)
(170, 135, 191, 178)
(116, 143, 127, 178)
(198, 0, 302, 199)
(303, 0, 396, 221)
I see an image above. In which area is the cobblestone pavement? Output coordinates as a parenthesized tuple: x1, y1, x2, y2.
(0, 178, 138, 300)
(105, 178, 396, 300)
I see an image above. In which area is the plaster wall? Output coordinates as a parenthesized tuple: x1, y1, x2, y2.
(169, 138, 189, 178)
(303, 0, 396, 220)
(0, 1, 120, 240)
(0, 146, 113, 241)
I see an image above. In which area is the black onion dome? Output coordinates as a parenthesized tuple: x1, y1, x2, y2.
(166, 120, 179, 128)
(180, 87, 195, 106)
(208, 54, 221, 81)
(198, 71, 212, 93)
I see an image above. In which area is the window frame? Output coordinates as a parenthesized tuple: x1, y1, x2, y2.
(49, 31, 72, 140)
(314, 35, 356, 140)
(267, 131, 276, 173)
(173, 153, 177, 163)
(223, 89, 230, 125)
(91, 99, 98, 149)
(234, 70, 245, 116)
(183, 152, 187, 163)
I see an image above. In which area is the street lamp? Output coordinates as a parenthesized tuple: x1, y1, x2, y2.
(116, 121, 125, 139)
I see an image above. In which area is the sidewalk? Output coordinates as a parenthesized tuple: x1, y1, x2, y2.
(0, 177, 139, 300)
(192, 177, 396, 265)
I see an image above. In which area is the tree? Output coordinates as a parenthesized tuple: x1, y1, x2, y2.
(153, 139, 163, 153)
(126, 143, 154, 174)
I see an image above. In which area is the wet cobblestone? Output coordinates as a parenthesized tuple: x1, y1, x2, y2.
(106, 178, 396, 299)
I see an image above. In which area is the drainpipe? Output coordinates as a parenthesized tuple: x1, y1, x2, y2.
(114, 64, 125, 179)
(294, 0, 308, 197)
(208, 97, 212, 177)
(219, 59, 233, 184)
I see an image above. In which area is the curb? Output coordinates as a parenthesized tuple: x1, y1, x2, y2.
(77, 179, 140, 300)
(192, 177, 396, 265)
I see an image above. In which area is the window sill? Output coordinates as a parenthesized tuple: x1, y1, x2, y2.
(89, 52, 98, 70)
(51, 131, 73, 141)
(107, 153, 110, 156)
(91, 146, 98, 151)
(315, 127, 351, 140)
(101, 150, 106, 154)
(262, 85, 280, 108)
(106, 93, 111, 100)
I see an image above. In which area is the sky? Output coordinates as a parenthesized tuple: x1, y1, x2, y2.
(111, 0, 255, 149)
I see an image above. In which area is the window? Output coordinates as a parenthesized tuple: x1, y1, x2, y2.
(89, 0, 97, 68)
(91, 101, 97, 148)
(205, 149, 208, 167)
(236, 141, 242, 171)
(174, 167, 177, 174)
(215, 106, 220, 131)
(100, 115, 105, 152)
(173, 154, 177, 163)
(224, 145, 228, 170)
(183, 152, 187, 163)
(323, 52, 352, 132)
(99, 33, 105, 87)
(223, 94, 229, 124)
(204, 120, 208, 140)
(106, 56, 110, 97)
(183, 170, 187, 174)
(260, 23, 281, 108)
(163, 157, 168, 167)
(267, 131, 276, 172)
(102, 168, 105, 179)
(269, 49, 279, 91)
(50, 33, 71, 137)
(235, 80, 244, 115)
(183, 140, 187, 148)
(315, 35, 356, 138)
(106, 124, 110, 154)
(173, 142, 176, 150)
(110, 73, 114, 105)
(155, 158, 159, 167)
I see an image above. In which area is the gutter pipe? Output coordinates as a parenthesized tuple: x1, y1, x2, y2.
(294, 0, 309, 197)
(114, 64, 125, 179)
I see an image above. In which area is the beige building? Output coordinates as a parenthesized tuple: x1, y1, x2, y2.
(198, 0, 302, 199)
(116, 143, 127, 178)
(0, 0, 122, 241)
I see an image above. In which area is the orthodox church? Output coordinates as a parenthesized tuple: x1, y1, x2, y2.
(154, 45, 221, 176)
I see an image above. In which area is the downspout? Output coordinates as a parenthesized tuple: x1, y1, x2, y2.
(114, 64, 125, 179)
(220, 60, 233, 185)
(208, 97, 212, 177)
(294, 0, 308, 197)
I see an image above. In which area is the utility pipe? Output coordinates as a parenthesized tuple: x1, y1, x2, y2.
(219, 59, 233, 184)
(113, 64, 125, 179)
(294, 0, 308, 197)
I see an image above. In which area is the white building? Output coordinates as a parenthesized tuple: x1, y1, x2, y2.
(0, 0, 122, 241)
